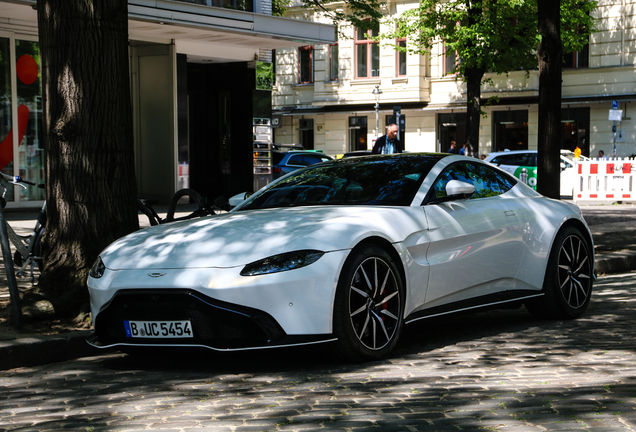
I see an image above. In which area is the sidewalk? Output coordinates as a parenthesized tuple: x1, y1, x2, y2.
(0, 203, 635, 370)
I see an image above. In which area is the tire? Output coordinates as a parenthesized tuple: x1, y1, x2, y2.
(333, 244, 405, 361)
(526, 226, 593, 319)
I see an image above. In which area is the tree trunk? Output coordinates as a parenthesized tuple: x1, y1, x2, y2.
(465, 67, 484, 155)
(35, 0, 139, 315)
(537, 0, 562, 199)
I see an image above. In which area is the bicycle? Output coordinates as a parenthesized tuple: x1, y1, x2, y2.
(0, 172, 46, 284)
(137, 188, 229, 226)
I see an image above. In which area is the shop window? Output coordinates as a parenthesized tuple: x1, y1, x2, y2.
(396, 38, 407, 77)
(349, 116, 368, 151)
(438, 113, 467, 153)
(355, 21, 380, 79)
(299, 46, 313, 84)
(493, 110, 528, 152)
(0, 38, 45, 203)
(561, 107, 590, 156)
(329, 44, 339, 81)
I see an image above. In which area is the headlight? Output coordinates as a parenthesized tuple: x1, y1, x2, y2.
(241, 250, 325, 276)
(89, 256, 106, 279)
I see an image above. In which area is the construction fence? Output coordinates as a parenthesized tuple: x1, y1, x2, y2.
(573, 158, 636, 204)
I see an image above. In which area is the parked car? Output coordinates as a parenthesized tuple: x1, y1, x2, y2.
(342, 150, 373, 158)
(87, 153, 594, 361)
(484, 150, 590, 197)
(272, 151, 333, 179)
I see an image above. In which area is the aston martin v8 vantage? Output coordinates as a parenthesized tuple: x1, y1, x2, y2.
(87, 154, 594, 360)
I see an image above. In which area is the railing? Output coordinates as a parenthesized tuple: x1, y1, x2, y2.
(172, 0, 254, 12)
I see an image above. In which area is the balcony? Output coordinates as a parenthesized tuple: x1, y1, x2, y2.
(173, 0, 253, 12)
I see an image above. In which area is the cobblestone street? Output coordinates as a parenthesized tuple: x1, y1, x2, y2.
(1, 272, 635, 431)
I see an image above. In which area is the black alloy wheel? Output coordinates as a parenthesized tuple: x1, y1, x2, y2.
(526, 226, 593, 319)
(557, 232, 592, 310)
(333, 244, 404, 361)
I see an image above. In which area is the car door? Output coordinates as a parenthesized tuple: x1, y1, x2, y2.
(560, 155, 575, 196)
(422, 161, 526, 307)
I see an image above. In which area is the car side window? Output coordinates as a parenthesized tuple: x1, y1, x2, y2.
(430, 162, 516, 201)
(287, 155, 306, 167)
(491, 153, 534, 167)
(305, 155, 323, 166)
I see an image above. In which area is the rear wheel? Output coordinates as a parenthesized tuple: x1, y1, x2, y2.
(526, 226, 593, 319)
(333, 244, 404, 361)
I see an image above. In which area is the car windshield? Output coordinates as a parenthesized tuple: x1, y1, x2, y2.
(239, 154, 442, 210)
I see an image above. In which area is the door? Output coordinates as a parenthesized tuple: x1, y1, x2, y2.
(423, 161, 526, 306)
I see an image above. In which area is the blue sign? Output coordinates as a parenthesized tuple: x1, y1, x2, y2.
(612, 100, 619, 110)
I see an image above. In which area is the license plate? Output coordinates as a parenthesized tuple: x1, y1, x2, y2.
(124, 320, 193, 338)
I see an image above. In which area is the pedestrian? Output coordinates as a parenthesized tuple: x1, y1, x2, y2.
(480, 154, 486, 160)
(459, 142, 473, 157)
(372, 123, 403, 154)
(448, 141, 459, 154)
(598, 150, 608, 160)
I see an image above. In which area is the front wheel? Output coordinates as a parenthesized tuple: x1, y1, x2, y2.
(333, 244, 404, 361)
(526, 226, 593, 319)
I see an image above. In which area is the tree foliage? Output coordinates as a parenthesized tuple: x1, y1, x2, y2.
(306, 0, 596, 154)
(272, 0, 293, 16)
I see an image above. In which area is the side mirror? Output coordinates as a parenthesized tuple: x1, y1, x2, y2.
(446, 180, 475, 198)
(228, 192, 252, 208)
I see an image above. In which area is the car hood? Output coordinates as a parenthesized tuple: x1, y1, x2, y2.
(99, 206, 426, 270)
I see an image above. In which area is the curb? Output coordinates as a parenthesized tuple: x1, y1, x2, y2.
(595, 251, 636, 276)
(0, 330, 97, 370)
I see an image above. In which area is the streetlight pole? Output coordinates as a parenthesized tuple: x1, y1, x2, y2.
(372, 85, 382, 142)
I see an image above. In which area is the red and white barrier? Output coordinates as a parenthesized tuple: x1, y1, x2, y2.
(573, 158, 636, 203)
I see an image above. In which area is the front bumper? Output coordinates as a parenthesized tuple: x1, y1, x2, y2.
(88, 288, 336, 351)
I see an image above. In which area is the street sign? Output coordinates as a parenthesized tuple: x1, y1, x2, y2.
(609, 110, 623, 121)
(612, 100, 619, 110)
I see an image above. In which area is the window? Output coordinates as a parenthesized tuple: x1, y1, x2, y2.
(444, 44, 457, 76)
(240, 155, 439, 210)
(349, 116, 368, 151)
(493, 110, 529, 152)
(299, 46, 313, 84)
(355, 21, 380, 79)
(490, 153, 537, 167)
(563, 42, 589, 69)
(329, 44, 339, 81)
(396, 38, 407, 77)
(429, 162, 516, 203)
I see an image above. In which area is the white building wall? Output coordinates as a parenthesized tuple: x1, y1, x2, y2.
(274, 0, 636, 159)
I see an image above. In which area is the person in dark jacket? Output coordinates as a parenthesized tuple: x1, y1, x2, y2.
(448, 141, 459, 154)
(372, 123, 403, 154)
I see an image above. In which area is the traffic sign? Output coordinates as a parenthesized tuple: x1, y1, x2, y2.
(612, 100, 619, 110)
(609, 110, 623, 121)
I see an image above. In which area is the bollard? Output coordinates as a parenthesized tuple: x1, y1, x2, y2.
(520, 168, 528, 185)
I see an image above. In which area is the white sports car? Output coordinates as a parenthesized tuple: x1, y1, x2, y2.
(87, 154, 594, 361)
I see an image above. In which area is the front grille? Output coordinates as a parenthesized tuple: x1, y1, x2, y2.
(95, 289, 286, 349)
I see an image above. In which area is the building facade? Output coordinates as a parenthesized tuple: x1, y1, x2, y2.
(272, 0, 635, 160)
(0, 0, 335, 207)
